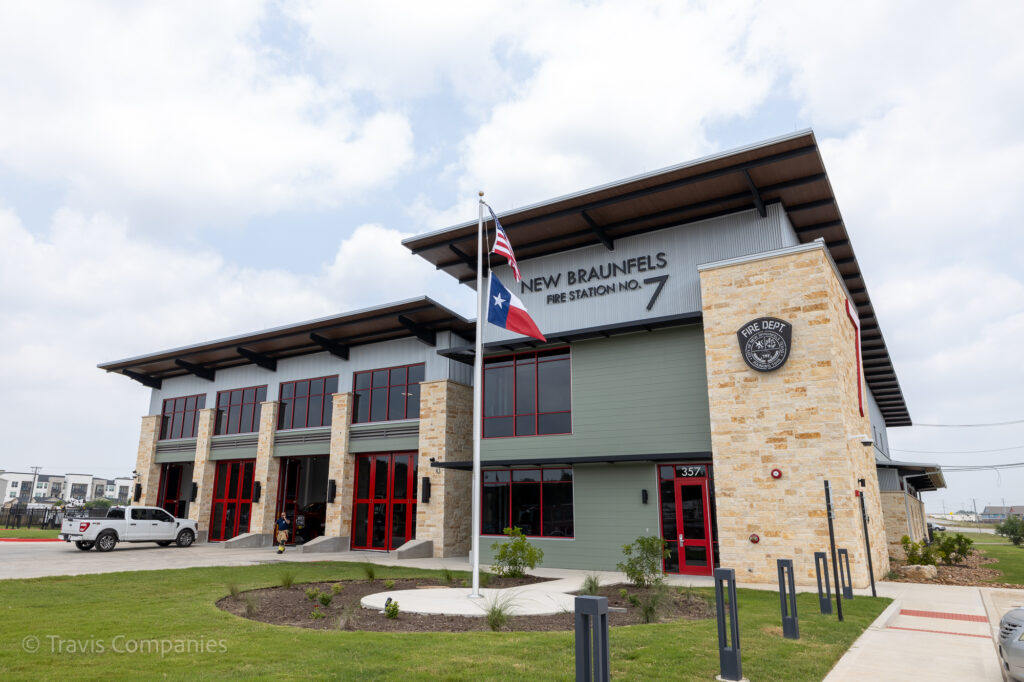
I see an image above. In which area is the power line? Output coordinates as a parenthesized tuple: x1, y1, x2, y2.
(892, 444, 1024, 455)
(912, 418, 1024, 427)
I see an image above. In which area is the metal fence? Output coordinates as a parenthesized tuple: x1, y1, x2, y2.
(0, 505, 67, 529)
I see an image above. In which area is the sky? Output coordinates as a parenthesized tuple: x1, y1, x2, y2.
(1, 1, 1022, 514)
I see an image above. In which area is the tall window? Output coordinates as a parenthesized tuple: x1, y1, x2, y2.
(215, 385, 268, 435)
(484, 349, 571, 437)
(482, 468, 574, 538)
(160, 394, 207, 440)
(278, 376, 338, 430)
(352, 363, 424, 423)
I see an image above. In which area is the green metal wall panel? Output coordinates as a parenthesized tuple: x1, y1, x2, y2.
(273, 442, 330, 458)
(209, 447, 258, 461)
(478, 463, 660, 570)
(153, 451, 196, 464)
(482, 325, 711, 462)
(349, 436, 420, 453)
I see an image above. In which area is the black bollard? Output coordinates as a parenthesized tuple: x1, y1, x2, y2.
(814, 551, 832, 615)
(777, 559, 799, 639)
(574, 596, 609, 682)
(838, 548, 854, 600)
(714, 568, 742, 681)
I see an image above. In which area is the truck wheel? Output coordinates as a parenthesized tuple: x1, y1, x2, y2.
(156, 541, 173, 547)
(176, 529, 195, 547)
(95, 531, 118, 552)
(75, 541, 94, 551)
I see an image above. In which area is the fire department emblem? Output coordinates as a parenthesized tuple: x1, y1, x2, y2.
(737, 317, 792, 372)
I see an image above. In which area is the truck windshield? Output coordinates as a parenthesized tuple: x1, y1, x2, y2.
(106, 508, 125, 519)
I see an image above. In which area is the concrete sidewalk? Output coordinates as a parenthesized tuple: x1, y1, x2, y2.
(825, 581, 1007, 681)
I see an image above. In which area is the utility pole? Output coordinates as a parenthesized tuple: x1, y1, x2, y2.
(29, 466, 42, 503)
(972, 499, 979, 523)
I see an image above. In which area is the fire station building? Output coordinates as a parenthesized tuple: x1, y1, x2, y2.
(101, 131, 943, 587)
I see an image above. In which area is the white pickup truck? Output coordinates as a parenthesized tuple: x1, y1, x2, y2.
(60, 506, 198, 552)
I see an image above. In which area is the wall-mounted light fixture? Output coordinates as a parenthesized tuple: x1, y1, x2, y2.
(327, 479, 337, 503)
(253, 481, 262, 503)
(190, 482, 198, 502)
(133, 484, 142, 502)
(641, 489, 649, 504)
(421, 476, 431, 503)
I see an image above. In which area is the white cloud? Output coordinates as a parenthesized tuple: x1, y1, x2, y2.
(0, 2, 414, 226)
(0, 206, 463, 474)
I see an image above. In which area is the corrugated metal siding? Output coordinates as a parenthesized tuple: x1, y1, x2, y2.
(478, 462, 660, 570)
(877, 467, 901, 491)
(867, 390, 891, 459)
(147, 334, 452, 415)
(482, 325, 712, 462)
(487, 205, 788, 343)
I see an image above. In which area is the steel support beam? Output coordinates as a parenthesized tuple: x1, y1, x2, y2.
(174, 359, 215, 381)
(309, 332, 349, 360)
(398, 315, 436, 346)
(580, 211, 614, 251)
(237, 347, 277, 372)
(743, 170, 767, 218)
(123, 370, 162, 389)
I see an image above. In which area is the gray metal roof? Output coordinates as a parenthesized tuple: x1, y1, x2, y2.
(878, 459, 946, 491)
(405, 131, 911, 426)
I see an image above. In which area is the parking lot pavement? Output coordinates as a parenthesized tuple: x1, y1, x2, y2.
(0, 539, 390, 580)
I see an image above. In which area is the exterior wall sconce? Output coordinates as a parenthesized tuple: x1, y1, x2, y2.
(190, 482, 198, 502)
(327, 479, 337, 503)
(421, 476, 431, 503)
(253, 481, 261, 503)
(641, 489, 649, 504)
(133, 484, 142, 502)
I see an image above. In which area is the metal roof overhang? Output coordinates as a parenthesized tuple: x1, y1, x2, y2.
(98, 297, 474, 388)
(403, 130, 911, 427)
(878, 460, 947, 492)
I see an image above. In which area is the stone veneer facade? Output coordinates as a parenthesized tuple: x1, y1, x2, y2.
(415, 380, 473, 558)
(324, 392, 353, 540)
(249, 402, 280, 536)
(135, 414, 162, 507)
(699, 242, 890, 588)
(186, 408, 217, 539)
(881, 490, 927, 559)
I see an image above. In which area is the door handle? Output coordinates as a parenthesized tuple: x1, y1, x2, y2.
(678, 534, 684, 545)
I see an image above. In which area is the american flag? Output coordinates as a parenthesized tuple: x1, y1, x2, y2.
(487, 205, 521, 282)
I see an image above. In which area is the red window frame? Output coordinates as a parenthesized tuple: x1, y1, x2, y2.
(481, 467, 574, 538)
(208, 459, 255, 542)
(215, 385, 268, 435)
(159, 393, 207, 440)
(483, 348, 571, 438)
(277, 375, 338, 430)
(352, 363, 425, 424)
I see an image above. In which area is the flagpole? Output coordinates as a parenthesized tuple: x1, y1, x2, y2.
(470, 191, 485, 598)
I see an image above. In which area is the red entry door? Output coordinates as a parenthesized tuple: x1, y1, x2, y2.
(351, 453, 417, 550)
(158, 463, 185, 518)
(674, 476, 714, 575)
(209, 460, 255, 541)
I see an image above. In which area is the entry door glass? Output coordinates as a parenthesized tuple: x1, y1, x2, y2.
(351, 453, 417, 550)
(209, 460, 255, 541)
(676, 480, 710, 570)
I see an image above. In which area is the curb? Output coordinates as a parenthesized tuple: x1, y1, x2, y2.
(0, 538, 62, 543)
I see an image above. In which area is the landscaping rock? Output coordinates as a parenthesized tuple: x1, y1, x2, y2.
(898, 564, 938, 580)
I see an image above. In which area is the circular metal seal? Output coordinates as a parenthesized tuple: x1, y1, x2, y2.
(737, 317, 793, 372)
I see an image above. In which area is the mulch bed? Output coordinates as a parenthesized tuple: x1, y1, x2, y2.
(217, 578, 714, 632)
(887, 549, 1023, 589)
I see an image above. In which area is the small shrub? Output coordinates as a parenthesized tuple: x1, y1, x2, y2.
(581, 573, 602, 596)
(318, 592, 333, 607)
(384, 579, 395, 590)
(227, 583, 241, 599)
(618, 588, 628, 600)
(305, 587, 320, 601)
(336, 605, 357, 630)
(280, 572, 295, 589)
(485, 594, 514, 631)
(311, 607, 325, 620)
(996, 516, 1024, 546)
(384, 600, 400, 619)
(639, 585, 667, 624)
(627, 594, 641, 608)
(361, 563, 377, 582)
(331, 583, 344, 595)
(440, 567, 455, 584)
(459, 578, 468, 587)
(934, 533, 973, 565)
(617, 536, 669, 587)
(480, 572, 491, 588)
(243, 595, 258, 617)
(491, 527, 544, 578)
(901, 535, 936, 565)
(885, 569, 900, 580)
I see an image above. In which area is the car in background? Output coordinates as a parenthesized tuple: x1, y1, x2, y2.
(1000, 607, 1024, 681)
(927, 522, 947, 532)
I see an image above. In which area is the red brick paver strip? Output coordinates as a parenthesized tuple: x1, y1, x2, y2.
(888, 626, 992, 639)
(898, 609, 988, 623)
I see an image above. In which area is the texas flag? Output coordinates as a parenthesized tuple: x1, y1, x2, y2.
(487, 272, 546, 342)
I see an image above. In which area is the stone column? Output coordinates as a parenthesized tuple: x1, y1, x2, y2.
(135, 414, 163, 507)
(187, 407, 218, 541)
(415, 379, 473, 558)
(699, 242, 889, 588)
(249, 401, 280, 538)
(323, 392, 353, 539)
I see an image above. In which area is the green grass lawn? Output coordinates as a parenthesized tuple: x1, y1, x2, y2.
(0, 528, 59, 539)
(935, 530, 1010, 545)
(976, 543, 1024, 585)
(0, 562, 889, 681)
